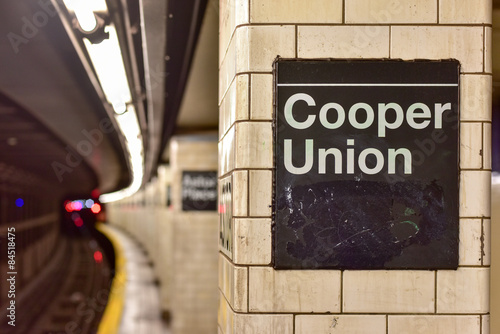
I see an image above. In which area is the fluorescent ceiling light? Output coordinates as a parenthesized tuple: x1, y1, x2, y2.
(100, 105, 144, 203)
(84, 25, 132, 114)
(62, 0, 107, 32)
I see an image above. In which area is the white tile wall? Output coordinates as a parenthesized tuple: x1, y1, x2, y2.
(460, 122, 483, 169)
(483, 218, 491, 265)
(391, 26, 484, 73)
(235, 122, 273, 169)
(439, 0, 492, 24)
(234, 313, 294, 334)
(296, 315, 386, 334)
(249, 267, 341, 312)
(236, 25, 295, 73)
(485, 27, 492, 73)
(459, 218, 483, 265)
(233, 218, 272, 265)
(483, 315, 490, 334)
(250, 74, 273, 120)
(218, 0, 491, 332)
(219, 0, 249, 67)
(483, 122, 492, 169)
(345, 0, 436, 24)
(460, 75, 492, 121)
(388, 315, 481, 334)
(298, 26, 390, 59)
(219, 74, 249, 138)
(343, 271, 435, 313)
(437, 268, 489, 313)
(459, 170, 491, 217)
(250, 0, 342, 23)
(248, 170, 272, 216)
(219, 253, 248, 312)
(232, 170, 248, 216)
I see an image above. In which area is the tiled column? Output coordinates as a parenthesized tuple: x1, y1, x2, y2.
(218, 1, 492, 333)
(169, 135, 219, 334)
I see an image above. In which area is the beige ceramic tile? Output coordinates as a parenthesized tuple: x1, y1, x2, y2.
(250, 0, 342, 23)
(298, 25, 390, 58)
(249, 267, 341, 312)
(483, 122, 492, 169)
(232, 170, 248, 217)
(236, 25, 296, 73)
(440, 0, 492, 24)
(219, 253, 248, 312)
(391, 26, 484, 73)
(296, 315, 386, 334)
(483, 218, 491, 265)
(388, 315, 480, 334)
(459, 170, 491, 217)
(460, 122, 483, 169)
(343, 270, 435, 313)
(233, 218, 272, 265)
(250, 74, 273, 120)
(485, 27, 492, 73)
(437, 267, 489, 313)
(235, 122, 273, 168)
(460, 75, 492, 121)
(218, 290, 235, 334)
(219, 37, 237, 104)
(219, 126, 235, 176)
(248, 170, 272, 216)
(459, 218, 483, 266)
(219, 0, 249, 67)
(220, 74, 249, 138)
(482, 315, 490, 334)
(234, 313, 294, 334)
(346, 0, 436, 23)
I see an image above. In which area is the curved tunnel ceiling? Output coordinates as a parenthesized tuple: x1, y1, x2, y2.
(0, 0, 130, 195)
(0, 0, 216, 199)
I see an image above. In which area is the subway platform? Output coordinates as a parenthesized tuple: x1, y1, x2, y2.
(97, 223, 170, 334)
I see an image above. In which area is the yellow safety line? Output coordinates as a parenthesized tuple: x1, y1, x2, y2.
(96, 223, 127, 334)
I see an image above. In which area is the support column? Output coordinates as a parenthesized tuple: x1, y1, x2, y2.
(218, 1, 491, 333)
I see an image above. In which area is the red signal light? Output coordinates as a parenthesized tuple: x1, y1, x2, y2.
(74, 217, 84, 227)
(65, 202, 73, 212)
(91, 203, 101, 214)
(93, 251, 103, 263)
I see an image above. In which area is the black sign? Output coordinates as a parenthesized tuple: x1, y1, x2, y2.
(274, 59, 460, 270)
(182, 171, 217, 211)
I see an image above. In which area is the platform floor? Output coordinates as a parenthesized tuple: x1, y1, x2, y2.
(99, 224, 170, 334)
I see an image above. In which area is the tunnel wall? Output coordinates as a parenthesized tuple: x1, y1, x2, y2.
(217, 1, 492, 333)
(0, 213, 59, 308)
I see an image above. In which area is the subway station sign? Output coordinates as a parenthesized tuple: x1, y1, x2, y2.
(182, 171, 217, 211)
(273, 59, 460, 270)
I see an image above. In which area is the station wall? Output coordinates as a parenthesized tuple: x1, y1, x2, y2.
(107, 134, 219, 334)
(218, 1, 492, 333)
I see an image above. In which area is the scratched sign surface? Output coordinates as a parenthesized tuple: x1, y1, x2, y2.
(273, 59, 460, 269)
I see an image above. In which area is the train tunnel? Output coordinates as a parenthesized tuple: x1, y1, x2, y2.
(0, 0, 497, 333)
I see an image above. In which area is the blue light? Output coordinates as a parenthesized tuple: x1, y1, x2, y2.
(85, 199, 95, 208)
(15, 198, 24, 208)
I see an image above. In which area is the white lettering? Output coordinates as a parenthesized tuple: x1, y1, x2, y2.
(407, 102, 431, 129)
(378, 103, 404, 137)
(284, 93, 316, 129)
(348, 103, 374, 129)
(284, 139, 314, 174)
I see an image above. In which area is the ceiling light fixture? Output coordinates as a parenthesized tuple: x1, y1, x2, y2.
(61, 0, 145, 202)
(61, 0, 107, 32)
